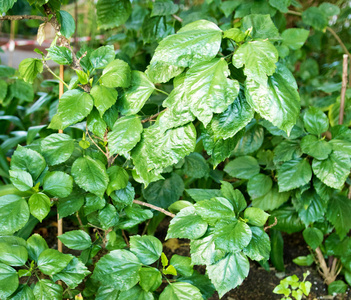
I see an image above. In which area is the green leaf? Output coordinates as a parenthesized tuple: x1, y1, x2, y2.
(303, 107, 329, 135)
(166, 206, 208, 240)
(105, 231, 126, 251)
(101, 59, 131, 88)
(269, 0, 291, 13)
(277, 158, 312, 192)
(49, 90, 93, 130)
(0, 263, 18, 299)
(119, 71, 155, 115)
(90, 85, 117, 117)
(223, 28, 246, 42)
(183, 153, 209, 179)
(143, 173, 184, 208)
(43, 171, 73, 198)
(58, 192, 84, 219)
(319, 2, 340, 17)
(242, 14, 280, 40)
(244, 207, 270, 227)
(33, 279, 63, 300)
(224, 156, 260, 180)
(186, 189, 222, 202)
(87, 109, 107, 138)
(159, 282, 203, 300)
(243, 226, 271, 261)
(211, 89, 254, 140)
(9, 170, 33, 191)
(214, 219, 252, 252)
(0, 195, 29, 235)
(99, 204, 119, 229)
(130, 235, 162, 265)
(28, 192, 51, 222)
(41, 133, 75, 166)
(294, 191, 326, 226)
(293, 255, 314, 266)
(270, 229, 285, 271)
(303, 227, 323, 250)
(312, 151, 351, 190)
(59, 11, 75, 38)
(58, 230, 92, 250)
(220, 182, 247, 215)
(93, 249, 142, 290)
(0, 80, 7, 103)
(106, 165, 129, 195)
(84, 194, 106, 215)
(7, 284, 34, 299)
(26, 234, 48, 262)
(270, 207, 304, 234)
(326, 195, 351, 240)
(110, 182, 135, 207)
(96, 0, 132, 30)
(90, 45, 115, 69)
(183, 58, 239, 127)
(0, 242, 28, 266)
(328, 280, 347, 295)
(170, 254, 193, 277)
(151, 0, 179, 17)
(71, 156, 109, 198)
(51, 256, 90, 289)
(207, 252, 249, 298)
(190, 233, 225, 266)
(118, 206, 153, 229)
(139, 267, 162, 292)
(194, 197, 235, 226)
(247, 174, 273, 199)
(18, 58, 43, 84)
(146, 20, 222, 83)
(118, 285, 154, 300)
(0, 0, 16, 13)
(273, 139, 302, 163)
(252, 186, 290, 211)
(107, 115, 142, 155)
(302, 7, 328, 31)
(38, 249, 73, 275)
(47, 46, 73, 65)
(281, 28, 309, 50)
(300, 135, 332, 160)
(11, 145, 46, 180)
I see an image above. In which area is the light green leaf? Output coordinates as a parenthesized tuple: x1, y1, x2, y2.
(9, 170, 33, 191)
(319, 2, 340, 17)
(59, 10, 75, 38)
(49, 90, 93, 130)
(146, 20, 222, 83)
(207, 252, 249, 298)
(302, 7, 328, 31)
(119, 71, 155, 115)
(326, 195, 351, 240)
(224, 156, 260, 180)
(300, 135, 332, 160)
(18, 58, 43, 83)
(90, 45, 115, 69)
(93, 249, 142, 290)
(281, 28, 309, 50)
(87, 109, 107, 138)
(223, 28, 246, 42)
(119, 285, 154, 300)
(170, 254, 193, 277)
(26, 234, 48, 262)
(303, 107, 329, 135)
(33, 279, 63, 300)
(107, 165, 129, 195)
(0, 263, 18, 299)
(139, 267, 162, 292)
(47, 46, 73, 65)
(107, 115, 142, 155)
(43, 171, 73, 198)
(243, 226, 271, 261)
(58, 230, 92, 250)
(252, 186, 290, 211)
(101, 59, 131, 88)
(166, 206, 208, 240)
(151, 0, 179, 17)
(38, 249, 73, 275)
(312, 151, 351, 190)
(90, 85, 118, 117)
(0, 242, 28, 266)
(0, 0, 16, 13)
(247, 174, 273, 199)
(242, 14, 280, 40)
(220, 182, 247, 215)
(7, 284, 34, 299)
(71, 156, 109, 198)
(96, 0, 132, 30)
(244, 207, 270, 227)
(130, 235, 162, 265)
(0, 195, 29, 235)
(159, 282, 202, 300)
(41, 133, 75, 166)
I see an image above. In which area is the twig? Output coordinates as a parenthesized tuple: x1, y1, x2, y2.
(76, 211, 84, 230)
(141, 109, 167, 124)
(43, 61, 69, 89)
(315, 247, 338, 285)
(122, 230, 130, 247)
(155, 88, 169, 96)
(326, 27, 351, 58)
(264, 217, 277, 231)
(86, 124, 108, 157)
(339, 54, 348, 125)
(0, 15, 48, 21)
(287, 10, 302, 16)
(133, 200, 175, 218)
(172, 14, 183, 23)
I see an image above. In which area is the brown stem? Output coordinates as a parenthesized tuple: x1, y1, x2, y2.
(172, 14, 183, 22)
(287, 10, 302, 16)
(339, 54, 348, 125)
(315, 247, 338, 285)
(141, 109, 167, 124)
(0, 15, 48, 21)
(264, 217, 277, 231)
(326, 27, 351, 58)
(122, 230, 130, 247)
(133, 200, 176, 218)
(86, 124, 108, 158)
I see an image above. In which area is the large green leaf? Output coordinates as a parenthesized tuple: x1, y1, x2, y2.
(207, 252, 249, 298)
(33, 279, 63, 300)
(47, 46, 72, 65)
(38, 249, 73, 275)
(58, 230, 92, 250)
(90, 45, 115, 69)
(90, 85, 118, 117)
(28, 193, 51, 222)
(119, 71, 155, 115)
(107, 115, 143, 155)
(159, 282, 203, 300)
(183, 153, 209, 179)
(7, 284, 34, 299)
(224, 155, 260, 180)
(87, 109, 107, 138)
(0, 195, 29, 235)
(303, 227, 323, 250)
(151, 0, 179, 17)
(9, 170, 33, 191)
(49, 90, 93, 130)
(96, 0, 132, 30)
(243, 226, 271, 261)
(0, 242, 27, 266)
(247, 174, 273, 199)
(300, 135, 332, 160)
(0, 0, 16, 13)
(130, 235, 162, 265)
(281, 28, 309, 50)
(183, 58, 239, 127)
(302, 7, 328, 31)
(71, 156, 109, 198)
(59, 10, 75, 38)
(312, 151, 351, 189)
(303, 107, 329, 135)
(241, 14, 280, 40)
(139, 267, 162, 292)
(118, 285, 154, 300)
(43, 171, 73, 198)
(18, 58, 43, 84)
(277, 158, 312, 192)
(100, 59, 131, 88)
(110, 182, 135, 207)
(146, 20, 222, 83)
(26, 234, 48, 262)
(41, 133, 75, 166)
(326, 195, 351, 240)
(0, 263, 18, 299)
(252, 186, 290, 211)
(93, 249, 142, 290)
(269, 0, 290, 13)
(166, 206, 208, 240)
(106, 165, 129, 195)
(142, 173, 184, 208)
(99, 204, 119, 229)
(57, 192, 84, 219)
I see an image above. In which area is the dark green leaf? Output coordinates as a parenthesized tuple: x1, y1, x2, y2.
(326, 195, 351, 240)
(270, 229, 285, 271)
(303, 107, 329, 135)
(59, 11, 75, 38)
(243, 226, 271, 261)
(302, 7, 328, 31)
(328, 280, 347, 295)
(119, 285, 154, 300)
(99, 204, 119, 229)
(58, 230, 92, 250)
(130, 235, 162, 265)
(224, 156, 260, 180)
(38, 249, 73, 275)
(90, 85, 117, 117)
(269, 207, 304, 233)
(110, 182, 135, 207)
(247, 174, 273, 199)
(41, 133, 75, 166)
(242, 14, 280, 40)
(183, 153, 209, 178)
(58, 192, 84, 219)
(151, 0, 179, 17)
(96, 0, 132, 30)
(303, 227, 323, 250)
(26, 234, 48, 262)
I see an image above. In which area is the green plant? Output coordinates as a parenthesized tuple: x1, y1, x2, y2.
(273, 271, 312, 300)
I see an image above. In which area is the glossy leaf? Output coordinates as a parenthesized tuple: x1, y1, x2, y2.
(241, 14, 280, 40)
(247, 174, 273, 199)
(119, 285, 154, 300)
(300, 135, 332, 160)
(151, 0, 178, 17)
(106, 165, 129, 195)
(18, 58, 43, 84)
(47, 46, 72, 65)
(43, 171, 73, 198)
(101, 59, 131, 88)
(244, 207, 270, 227)
(252, 186, 290, 211)
(41, 133, 75, 166)
(90, 45, 115, 69)
(9, 170, 33, 191)
(96, 0, 132, 30)
(33, 279, 63, 300)
(90, 85, 118, 117)
(0, 263, 19, 299)
(139, 267, 162, 292)
(303, 107, 329, 135)
(159, 282, 202, 300)
(26, 234, 48, 262)
(281, 28, 309, 50)
(130, 235, 162, 265)
(224, 156, 260, 180)
(59, 10, 75, 38)
(58, 230, 92, 250)
(38, 249, 73, 275)
(303, 227, 323, 250)
(326, 195, 351, 240)
(243, 226, 271, 261)
(0, 242, 28, 266)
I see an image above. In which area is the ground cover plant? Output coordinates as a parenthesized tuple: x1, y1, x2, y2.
(0, 0, 350, 299)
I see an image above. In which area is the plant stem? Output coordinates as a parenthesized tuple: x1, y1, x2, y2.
(43, 62, 69, 89)
(141, 109, 167, 124)
(133, 200, 176, 218)
(287, 10, 302, 16)
(155, 88, 169, 96)
(0, 15, 47, 21)
(339, 54, 348, 124)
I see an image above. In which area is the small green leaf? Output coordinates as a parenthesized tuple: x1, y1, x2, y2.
(247, 174, 273, 199)
(220, 182, 247, 215)
(58, 230, 92, 250)
(27, 234, 48, 262)
(18, 58, 43, 83)
(41, 133, 75, 166)
(302, 7, 328, 31)
(224, 156, 260, 180)
(59, 10, 75, 38)
(29, 193, 51, 222)
(106, 165, 129, 195)
(300, 135, 332, 160)
(101, 59, 131, 88)
(302, 227, 323, 250)
(159, 282, 202, 300)
(0, 263, 19, 299)
(163, 265, 177, 276)
(47, 46, 73, 65)
(244, 226, 271, 261)
(303, 107, 329, 135)
(9, 170, 33, 191)
(90, 45, 115, 69)
(38, 249, 73, 275)
(170, 254, 193, 277)
(292, 255, 314, 266)
(244, 207, 270, 227)
(139, 267, 162, 292)
(90, 85, 118, 117)
(130, 235, 163, 265)
(281, 28, 309, 50)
